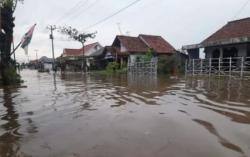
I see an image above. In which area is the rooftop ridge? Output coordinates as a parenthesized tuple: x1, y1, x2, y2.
(139, 34, 161, 37)
(228, 17, 250, 24)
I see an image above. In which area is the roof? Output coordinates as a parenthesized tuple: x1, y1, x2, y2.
(63, 48, 83, 57)
(62, 42, 100, 57)
(113, 35, 175, 54)
(39, 56, 53, 63)
(139, 34, 176, 54)
(116, 36, 149, 52)
(202, 17, 250, 46)
(87, 47, 104, 57)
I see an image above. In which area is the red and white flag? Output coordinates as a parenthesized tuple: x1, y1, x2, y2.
(21, 24, 36, 55)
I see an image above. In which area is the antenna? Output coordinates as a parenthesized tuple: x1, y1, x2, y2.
(117, 23, 123, 35)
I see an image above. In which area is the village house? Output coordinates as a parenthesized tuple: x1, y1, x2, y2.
(183, 17, 250, 77)
(104, 34, 176, 66)
(59, 42, 103, 71)
(37, 56, 54, 72)
(183, 17, 250, 59)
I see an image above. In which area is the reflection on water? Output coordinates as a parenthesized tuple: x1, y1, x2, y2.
(0, 70, 250, 157)
(0, 87, 21, 156)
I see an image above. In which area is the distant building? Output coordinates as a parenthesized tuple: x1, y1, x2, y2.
(60, 42, 104, 71)
(183, 17, 250, 59)
(108, 34, 176, 65)
(38, 56, 53, 71)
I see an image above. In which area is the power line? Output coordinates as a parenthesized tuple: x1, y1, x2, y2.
(56, 0, 90, 24)
(82, 0, 142, 31)
(232, 0, 250, 20)
(65, 0, 100, 23)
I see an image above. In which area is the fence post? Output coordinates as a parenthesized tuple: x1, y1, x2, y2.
(192, 59, 195, 76)
(229, 57, 232, 77)
(240, 57, 244, 78)
(209, 58, 212, 77)
(200, 59, 203, 75)
(185, 59, 188, 76)
(218, 58, 221, 76)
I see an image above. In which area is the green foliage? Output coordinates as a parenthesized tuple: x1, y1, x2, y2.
(158, 54, 185, 75)
(106, 62, 119, 73)
(57, 26, 96, 44)
(1, 66, 22, 85)
(143, 49, 154, 62)
(0, 0, 23, 11)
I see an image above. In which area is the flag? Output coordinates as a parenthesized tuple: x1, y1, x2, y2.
(21, 24, 36, 55)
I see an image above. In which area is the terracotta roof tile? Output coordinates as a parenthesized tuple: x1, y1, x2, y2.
(139, 34, 176, 54)
(202, 17, 250, 44)
(63, 42, 99, 57)
(113, 35, 175, 54)
(116, 36, 149, 52)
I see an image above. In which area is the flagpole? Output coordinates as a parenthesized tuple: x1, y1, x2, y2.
(12, 40, 16, 69)
(10, 41, 22, 56)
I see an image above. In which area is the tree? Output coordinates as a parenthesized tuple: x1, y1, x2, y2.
(57, 26, 96, 71)
(0, 0, 23, 85)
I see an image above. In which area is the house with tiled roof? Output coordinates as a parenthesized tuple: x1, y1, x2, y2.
(106, 34, 176, 65)
(183, 17, 250, 59)
(60, 42, 104, 71)
(62, 42, 102, 58)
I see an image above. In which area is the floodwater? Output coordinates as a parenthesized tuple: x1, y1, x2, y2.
(0, 70, 250, 157)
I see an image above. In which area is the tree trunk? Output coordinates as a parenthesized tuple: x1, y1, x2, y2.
(0, 4, 21, 85)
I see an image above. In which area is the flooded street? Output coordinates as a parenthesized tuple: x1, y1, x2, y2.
(0, 70, 250, 157)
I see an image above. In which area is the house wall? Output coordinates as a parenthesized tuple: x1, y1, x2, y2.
(129, 54, 157, 65)
(44, 63, 53, 70)
(205, 43, 248, 58)
(84, 43, 102, 57)
(120, 43, 127, 53)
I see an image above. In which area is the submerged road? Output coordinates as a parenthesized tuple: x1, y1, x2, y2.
(0, 70, 250, 157)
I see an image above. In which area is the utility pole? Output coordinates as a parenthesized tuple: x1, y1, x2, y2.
(81, 42, 85, 72)
(47, 25, 56, 72)
(34, 49, 38, 60)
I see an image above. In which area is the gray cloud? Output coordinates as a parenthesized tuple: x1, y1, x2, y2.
(13, 0, 250, 62)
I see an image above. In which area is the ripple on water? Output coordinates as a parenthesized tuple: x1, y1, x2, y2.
(0, 71, 250, 157)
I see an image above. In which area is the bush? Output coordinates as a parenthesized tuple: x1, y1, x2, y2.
(143, 49, 154, 62)
(106, 62, 120, 72)
(0, 66, 22, 85)
(158, 54, 186, 75)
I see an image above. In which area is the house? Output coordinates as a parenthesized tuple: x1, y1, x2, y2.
(59, 42, 104, 71)
(183, 17, 250, 59)
(37, 56, 54, 72)
(28, 60, 39, 69)
(108, 34, 176, 66)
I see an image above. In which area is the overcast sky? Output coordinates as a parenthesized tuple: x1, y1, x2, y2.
(13, 0, 250, 62)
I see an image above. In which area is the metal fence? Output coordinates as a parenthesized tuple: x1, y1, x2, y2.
(186, 57, 250, 77)
(128, 61, 157, 75)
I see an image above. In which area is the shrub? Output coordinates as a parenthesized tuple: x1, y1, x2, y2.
(0, 66, 22, 85)
(106, 62, 119, 72)
(158, 54, 186, 75)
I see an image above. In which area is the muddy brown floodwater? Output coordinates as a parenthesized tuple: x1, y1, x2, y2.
(0, 70, 250, 157)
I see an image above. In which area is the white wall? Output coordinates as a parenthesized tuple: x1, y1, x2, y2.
(44, 63, 53, 70)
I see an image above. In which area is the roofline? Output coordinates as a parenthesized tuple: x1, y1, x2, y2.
(183, 37, 250, 50)
(138, 34, 162, 37)
(228, 17, 250, 24)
